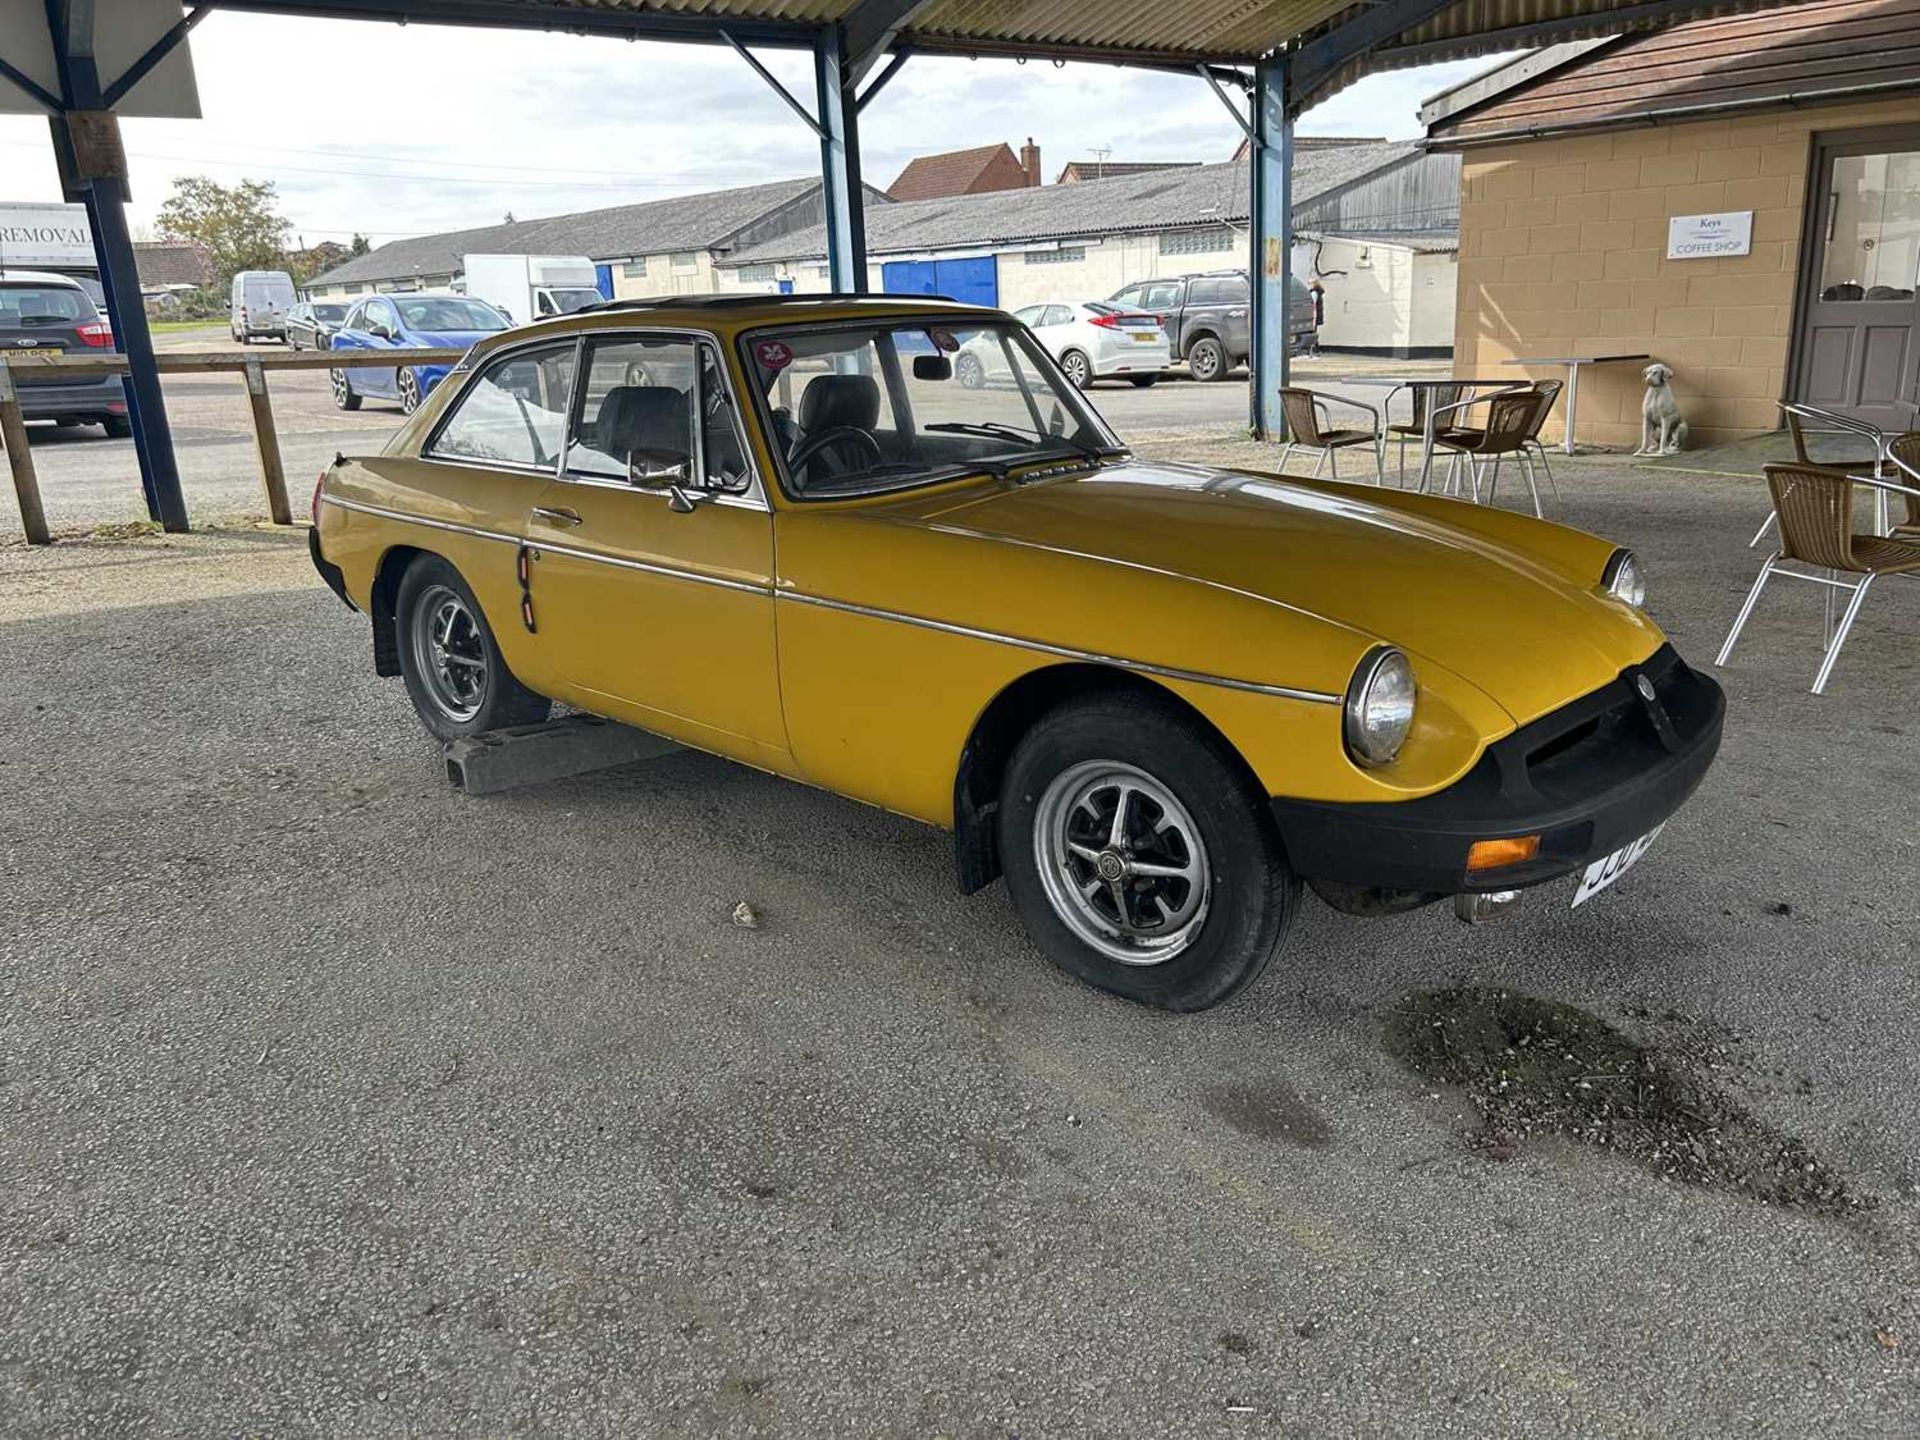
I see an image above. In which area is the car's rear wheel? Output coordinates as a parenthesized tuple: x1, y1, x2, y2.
(956, 352, 986, 390)
(1060, 349, 1093, 390)
(395, 556, 549, 742)
(330, 368, 361, 411)
(398, 368, 422, 414)
(998, 692, 1298, 1011)
(102, 417, 131, 439)
(1187, 336, 1227, 383)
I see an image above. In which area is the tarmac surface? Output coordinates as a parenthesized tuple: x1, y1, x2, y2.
(1, 429, 1917, 1434)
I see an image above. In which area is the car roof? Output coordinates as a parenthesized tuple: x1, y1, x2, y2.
(461, 292, 1014, 358)
(0, 269, 85, 287)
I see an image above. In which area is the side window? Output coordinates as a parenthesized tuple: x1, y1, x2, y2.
(1111, 284, 1143, 307)
(366, 300, 395, 333)
(427, 342, 577, 469)
(566, 335, 749, 493)
(1042, 305, 1074, 326)
(1141, 281, 1181, 309)
(1013, 304, 1046, 326)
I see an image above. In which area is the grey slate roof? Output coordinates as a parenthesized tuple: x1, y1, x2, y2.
(308, 176, 826, 288)
(728, 142, 1425, 265)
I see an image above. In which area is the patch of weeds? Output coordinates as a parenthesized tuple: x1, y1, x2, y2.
(1384, 988, 1868, 1218)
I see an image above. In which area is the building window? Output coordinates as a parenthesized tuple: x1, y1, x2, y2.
(344, 284, 365, 295)
(1159, 227, 1234, 256)
(671, 252, 698, 273)
(621, 259, 647, 278)
(814, 265, 831, 279)
(734, 263, 778, 282)
(1025, 246, 1087, 265)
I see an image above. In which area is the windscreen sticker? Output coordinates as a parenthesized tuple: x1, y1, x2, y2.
(754, 339, 794, 372)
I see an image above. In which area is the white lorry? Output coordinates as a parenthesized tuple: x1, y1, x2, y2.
(462, 254, 602, 327)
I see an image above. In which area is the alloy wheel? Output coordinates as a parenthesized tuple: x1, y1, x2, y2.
(330, 369, 350, 407)
(409, 584, 489, 722)
(1034, 759, 1211, 965)
(1064, 352, 1090, 389)
(399, 370, 421, 414)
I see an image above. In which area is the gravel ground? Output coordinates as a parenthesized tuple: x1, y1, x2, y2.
(1, 448, 1916, 1436)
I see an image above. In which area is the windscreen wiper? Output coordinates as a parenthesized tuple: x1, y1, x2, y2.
(925, 421, 1127, 464)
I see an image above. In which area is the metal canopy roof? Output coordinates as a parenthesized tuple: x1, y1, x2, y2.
(212, 0, 1807, 75)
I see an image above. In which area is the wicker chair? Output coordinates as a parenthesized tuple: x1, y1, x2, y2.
(1715, 461, 1920, 694)
(1750, 403, 1891, 548)
(1886, 432, 1920, 540)
(1277, 387, 1385, 482)
(1425, 382, 1556, 516)
(1385, 383, 1466, 486)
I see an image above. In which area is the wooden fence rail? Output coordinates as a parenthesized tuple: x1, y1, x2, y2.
(0, 347, 471, 545)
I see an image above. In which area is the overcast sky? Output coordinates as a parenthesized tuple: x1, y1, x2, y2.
(0, 11, 1503, 245)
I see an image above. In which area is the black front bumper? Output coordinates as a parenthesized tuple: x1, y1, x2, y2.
(1271, 645, 1724, 895)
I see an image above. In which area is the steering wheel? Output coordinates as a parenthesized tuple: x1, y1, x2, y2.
(788, 425, 883, 479)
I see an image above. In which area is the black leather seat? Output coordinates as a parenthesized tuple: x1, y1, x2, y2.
(594, 385, 690, 469)
(795, 373, 882, 485)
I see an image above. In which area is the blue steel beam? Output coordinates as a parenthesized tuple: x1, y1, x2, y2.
(841, 0, 932, 85)
(45, 0, 189, 531)
(814, 24, 867, 294)
(1291, 0, 1456, 115)
(1247, 56, 1290, 440)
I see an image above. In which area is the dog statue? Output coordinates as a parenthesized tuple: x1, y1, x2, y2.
(1636, 362, 1688, 456)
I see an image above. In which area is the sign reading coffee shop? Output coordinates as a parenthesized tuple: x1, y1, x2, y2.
(1666, 210, 1754, 260)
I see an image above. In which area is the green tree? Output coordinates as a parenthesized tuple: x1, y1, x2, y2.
(349, 233, 371, 257)
(155, 176, 291, 282)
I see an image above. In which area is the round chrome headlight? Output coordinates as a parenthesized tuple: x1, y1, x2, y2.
(1344, 647, 1417, 768)
(1603, 548, 1646, 609)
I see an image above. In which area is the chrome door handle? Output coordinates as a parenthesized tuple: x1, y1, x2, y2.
(532, 506, 583, 527)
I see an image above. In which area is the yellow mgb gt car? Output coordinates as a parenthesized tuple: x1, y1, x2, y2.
(311, 295, 1723, 1011)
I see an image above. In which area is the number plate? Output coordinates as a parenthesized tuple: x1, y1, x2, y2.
(7, 347, 60, 359)
(1129, 333, 1159, 343)
(1571, 824, 1664, 907)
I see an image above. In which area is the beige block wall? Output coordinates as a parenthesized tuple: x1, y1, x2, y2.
(1452, 96, 1920, 448)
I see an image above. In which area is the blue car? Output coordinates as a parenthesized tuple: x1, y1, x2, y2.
(327, 292, 508, 414)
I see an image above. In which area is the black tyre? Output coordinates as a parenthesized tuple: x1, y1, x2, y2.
(1060, 349, 1094, 390)
(997, 692, 1298, 1011)
(330, 368, 361, 411)
(956, 351, 986, 390)
(398, 367, 422, 415)
(394, 556, 550, 742)
(102, 417, 131, 439)
(1187, 335, 1227, 383)
(1127, 374, 1160, 388)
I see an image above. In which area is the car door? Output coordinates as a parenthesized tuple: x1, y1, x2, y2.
(358, 298, 401, 396)
(524, 330, 786, 759)
(1137, 279, 1186, 354)
(1188, 275, 1250, 359)
(1025, 303, 1070, 361)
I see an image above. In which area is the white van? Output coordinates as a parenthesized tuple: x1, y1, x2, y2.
(230, 270, 297, 344)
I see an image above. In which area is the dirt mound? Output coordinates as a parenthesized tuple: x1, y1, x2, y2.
(1384, 988, 1868, 1218)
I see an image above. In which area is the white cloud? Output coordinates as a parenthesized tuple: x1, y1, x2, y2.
(0, 11, 1506, 243)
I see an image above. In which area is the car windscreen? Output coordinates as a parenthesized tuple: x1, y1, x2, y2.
(314, 304, 348, 322)
(394, 297, 506, 332)
(0, 285, 95, 325)
(741, 318, 1126, 501)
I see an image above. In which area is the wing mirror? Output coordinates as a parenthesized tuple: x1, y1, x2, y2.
(369, 323, 392, 340)
(629, 453, 718, 511)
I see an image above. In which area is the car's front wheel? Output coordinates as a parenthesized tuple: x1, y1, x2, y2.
(395, 556, 550, 742)
(956, 352, 985, 390)
(998, 692, 1298, 1011)
(398, 368, 422, 414)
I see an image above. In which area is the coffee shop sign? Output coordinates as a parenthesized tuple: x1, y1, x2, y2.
(1666, 210, 1754, 260)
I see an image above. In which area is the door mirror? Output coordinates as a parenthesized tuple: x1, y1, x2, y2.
(629, 452, 691, 487)
(369, 322, 393, 340)
(666, 483, 717, 514)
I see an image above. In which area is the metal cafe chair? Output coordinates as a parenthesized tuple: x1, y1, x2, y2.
(1384, 382, 1465, 487)
(1425, 383, 1554, 517)
(1886, 432, 1920, 540)
(1716, 461, 1920, 695)
(1752, 403, 1894, 548)
(1277, 386, 1386, 483)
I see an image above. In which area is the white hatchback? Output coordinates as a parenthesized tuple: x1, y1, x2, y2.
(960, 300, 1171, 391)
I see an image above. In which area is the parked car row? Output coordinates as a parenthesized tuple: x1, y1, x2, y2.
(1001, 271, 1320, 389)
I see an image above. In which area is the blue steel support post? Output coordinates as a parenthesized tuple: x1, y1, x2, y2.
(1248, 56, 1292, 440)
(814, 25, 868, 294)
(47, 2, 189, 531)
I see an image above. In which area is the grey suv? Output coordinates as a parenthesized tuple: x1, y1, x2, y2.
(1107, 270, 1316, 382)
(0, 269, 129, 438)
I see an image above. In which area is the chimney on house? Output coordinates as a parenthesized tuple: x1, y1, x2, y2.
(1020, 137, 1042, 187)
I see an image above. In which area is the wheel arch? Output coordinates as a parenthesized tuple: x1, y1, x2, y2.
(368, 542, 431, 677)
(951, 662, 1264, 895)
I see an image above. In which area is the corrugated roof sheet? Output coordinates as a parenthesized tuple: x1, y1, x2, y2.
(308, 175, 826, 287)
(731, 141, 1425, 263)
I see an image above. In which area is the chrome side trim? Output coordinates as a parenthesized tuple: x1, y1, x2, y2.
(776, 590, 1341, 705)
(321, 494, 520, 545)
(532, 540, 772, 597)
